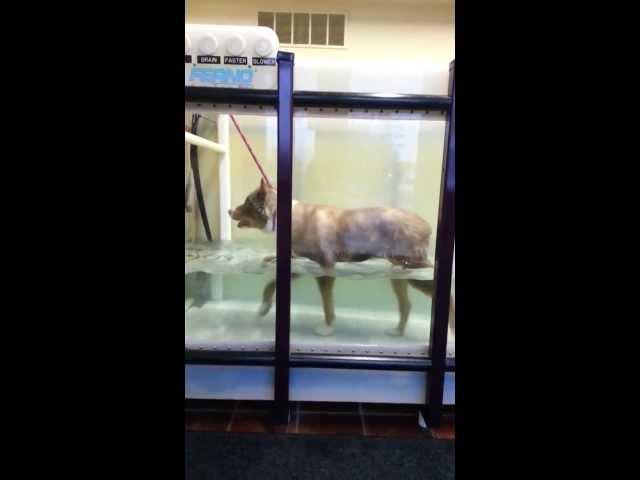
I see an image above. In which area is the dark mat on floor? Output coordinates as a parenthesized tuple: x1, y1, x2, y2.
(186, 431, 454, 480)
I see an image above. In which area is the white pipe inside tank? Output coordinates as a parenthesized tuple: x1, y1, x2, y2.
(185, 131, 226, 153)
(217, 114, 232, 241)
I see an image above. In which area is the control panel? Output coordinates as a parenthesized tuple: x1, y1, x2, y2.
(185, 24, 279, 90)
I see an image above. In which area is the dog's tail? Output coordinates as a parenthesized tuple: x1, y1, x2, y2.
(408, 279, 455, 334)
(407, 279, 434, 296)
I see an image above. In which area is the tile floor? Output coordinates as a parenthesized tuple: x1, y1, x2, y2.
(185, 400, 454, 440)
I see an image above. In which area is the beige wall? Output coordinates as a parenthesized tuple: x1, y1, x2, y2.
(186, 0, 454, 64)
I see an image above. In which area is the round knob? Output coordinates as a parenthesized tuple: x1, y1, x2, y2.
(185, 34, 191, 54)
(227, 35, 246, 56)
(199, 35, 218, 54)
(254, 37, 274, 57)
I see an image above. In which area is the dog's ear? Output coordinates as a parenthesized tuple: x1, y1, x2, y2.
(259, 177, 267, 192)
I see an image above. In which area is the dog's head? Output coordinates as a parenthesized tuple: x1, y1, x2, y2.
(228, 178, 277, 229)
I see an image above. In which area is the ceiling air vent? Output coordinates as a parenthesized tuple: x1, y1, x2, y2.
(258, 11, 346, 47)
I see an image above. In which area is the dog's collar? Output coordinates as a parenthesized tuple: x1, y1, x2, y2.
(262, 209, 277, 233)
(263, 201, 297, 233)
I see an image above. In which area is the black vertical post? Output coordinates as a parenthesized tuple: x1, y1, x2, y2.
(274, 51, 294, 423)
(426, 60, 455, 428)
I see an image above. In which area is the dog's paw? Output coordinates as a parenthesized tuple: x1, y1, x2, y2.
(386, 327, 405, 337)
(314, 324, 335, 337)
(257, 302, 272, 317)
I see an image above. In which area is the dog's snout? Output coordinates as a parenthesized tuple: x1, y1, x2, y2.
(228, 209, 234, 218)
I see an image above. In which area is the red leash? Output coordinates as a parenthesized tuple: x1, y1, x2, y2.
(229, 113, 273, 189)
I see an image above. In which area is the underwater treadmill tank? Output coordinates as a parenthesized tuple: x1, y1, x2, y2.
(185, 57, 454, 360)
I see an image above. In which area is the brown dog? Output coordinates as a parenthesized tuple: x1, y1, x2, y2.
(228, 178, 434, 336)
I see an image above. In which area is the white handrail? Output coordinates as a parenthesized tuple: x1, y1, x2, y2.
(185, 131, 226, 153)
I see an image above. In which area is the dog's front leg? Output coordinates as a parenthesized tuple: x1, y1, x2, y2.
(257, 273, 300, 317)
(257, 278, 277, 316)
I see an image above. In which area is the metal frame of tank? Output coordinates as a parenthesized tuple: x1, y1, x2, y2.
(184, 53, 455, 427)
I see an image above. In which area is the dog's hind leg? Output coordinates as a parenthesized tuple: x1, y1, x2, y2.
(387, 279, 411, 336)
(258, 274, 300, 317)
(314, 276, 336, 336)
